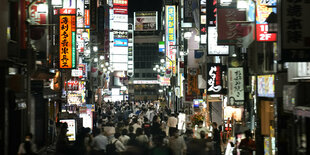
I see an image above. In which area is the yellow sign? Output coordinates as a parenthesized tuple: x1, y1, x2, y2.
(59, 15, 74, 68)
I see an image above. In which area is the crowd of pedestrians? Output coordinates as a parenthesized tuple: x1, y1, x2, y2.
(18, 101, 255, 155)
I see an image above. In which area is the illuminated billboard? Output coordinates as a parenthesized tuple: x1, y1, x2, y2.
(257, 75, 275, 98)
(165, 5, 176, 74)
(134, 12, 158, 31)
(59, 15, 76, 68)
(114, 38, 128, 47)
(113, 0, 128, 6)
(208, 27, 229, 55)
(256, 0, 276, 41)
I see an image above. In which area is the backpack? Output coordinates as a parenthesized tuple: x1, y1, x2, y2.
(106, 139, 118, 155)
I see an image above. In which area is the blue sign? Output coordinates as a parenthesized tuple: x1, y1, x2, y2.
(114, 38, 128, 47)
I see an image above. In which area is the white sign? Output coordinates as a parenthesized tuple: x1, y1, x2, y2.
(133, 80, 159, 84)
(208, 27, 229, 55)
(228, 68, 244, 106)
(71, 69, 83, 77)
(59, 119, 76, 141)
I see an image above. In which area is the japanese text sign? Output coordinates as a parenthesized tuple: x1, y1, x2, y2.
(256, 0, 277, 41)
(281, 0, 310, 61)
(59, 15, 76, 68)
(207, 64, 224, 94)
(228, 68, 244, 106)
(166, 5, 176, 74)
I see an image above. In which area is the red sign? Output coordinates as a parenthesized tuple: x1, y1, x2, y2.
(60, 8, 76, 15)
(113, 0, 128, 6)
(66, 80, 79, 91)
(256, 24, 276, 41)
(85, 9, 90, 26)
(114, 6, 128, 14)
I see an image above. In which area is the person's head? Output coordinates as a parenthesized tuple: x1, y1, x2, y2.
(25, 133, 33, 141)
(198, 121, 204, 127)
(200, 131, 206, 139)
(136, 128, 143, 136)
(185, 129, 193, 138)
(169, 128, 179, 137)
(212, 122, 218, 129)
(122, 129, 128, 136)
(245, 130, 252, 139)
(129, 126, 134, 133)
(115, 132, 121, 139)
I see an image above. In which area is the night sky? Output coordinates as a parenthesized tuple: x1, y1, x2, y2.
(128, 0, 163, 18)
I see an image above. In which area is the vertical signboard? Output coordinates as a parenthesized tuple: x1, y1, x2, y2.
(207, 63, 224, 94)
(59, 15, 76, 68)
(281, 0, 310, 61)
(228, 68, 244, 106)
(184, 0, 193, 22)
(207, 0, 217, 26)
(166, 5, 177, 74)
(200, 0, 207, 44)
(256, 0, 276, 41)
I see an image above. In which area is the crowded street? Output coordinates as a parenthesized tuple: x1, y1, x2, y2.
(1, 0, 310, 155)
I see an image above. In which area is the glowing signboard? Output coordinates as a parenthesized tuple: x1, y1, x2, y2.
(256, 0, 277, 41)
(59, 15, 76, 68)
(165, 5, 176, 74)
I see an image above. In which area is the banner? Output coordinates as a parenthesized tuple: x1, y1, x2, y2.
(281, 0, 310, 61)
(207, 63, 224, 94)
(228, 68, 244, 106)
(59, 15, 76, 68)
(165, 6, 176, 74)
(208, 27, 229, 55)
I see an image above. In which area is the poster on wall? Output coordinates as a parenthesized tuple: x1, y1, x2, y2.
(228, 68, 244, 106)
(59, 119, 76, 141)
(207, 63, 225, 94)
(257, 75, 275, 98)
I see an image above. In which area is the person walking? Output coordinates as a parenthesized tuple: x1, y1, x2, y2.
(239, 130, 256, 155)
(119, 129, 130, 146)
(212, 122, 221, 155)
(17, 133, 37, 155)
(92, 128, 108, 155)
(168, 128, 187, 155)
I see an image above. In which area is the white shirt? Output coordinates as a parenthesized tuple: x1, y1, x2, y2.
(92, 134, 108, 151)
(167, 116, 178, 128)
(132, 123, 141, 133)
(119, 135, 130, 146)
(110, 138, 126, 152)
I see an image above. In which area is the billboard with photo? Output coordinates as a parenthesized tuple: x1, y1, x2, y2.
(60, 119, 76, 141)
(134, 12, 158, 31)
(257, 74, 275, 98)
(256, 0, 276, 41)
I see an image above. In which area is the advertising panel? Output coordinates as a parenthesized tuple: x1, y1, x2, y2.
(114, 38, 128, 47)
(200, 0, 206, 44)
(165, 5, 177, 74)
(71, 69, 83, 77)
(59, 119, 76, 141)
(228, 68, 244, 106)
(111, 22, 128, 31)
(67, 92, 83, 105)
(217, 7, 248, 45)
(208, 27, 229, 55)
(114, 6, 128, 14)
(159, 41, 165, 52)
(186, 68, 200, 101)
(113, 0, 128, 6)
(66, 80, 79, 91)
(63, 0, 76, 8)
(224, 107, 243, 121)
(78, 63, 88, 78)
(134, 12, 158, 31)
(184, 0, 193, 22)
(256, 0, 276, 41)
(207, 63, 224, 94)
(114, 30, 128, 39)
(207, 0, 216, 26)
(281, 0, 310, 61)
(157, 75, 170, 86)
(257, 75, 275, 98)
(59, 15, 76, 68)
(28, 0, 48, 25)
